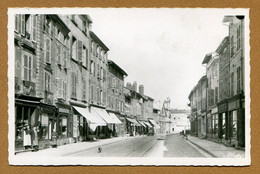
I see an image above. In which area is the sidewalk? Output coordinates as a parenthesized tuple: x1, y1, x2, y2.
(187, 136, 245, 158)
(16, 136, 135, 157)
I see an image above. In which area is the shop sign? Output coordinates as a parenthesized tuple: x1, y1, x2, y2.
(218, 103, 228, 113)
(58, 108, 70, 114)
(228, 100, 240, 110)
(211, 107, 218, 114)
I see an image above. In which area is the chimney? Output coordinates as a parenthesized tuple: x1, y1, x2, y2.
(133, 81, 137, 92)
(139, 85, 144, 95)
(126, 82, 131, 89)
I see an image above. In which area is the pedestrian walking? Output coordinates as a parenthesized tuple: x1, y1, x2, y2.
(182, 129, 188, 140)
(31, 126, 39, 151)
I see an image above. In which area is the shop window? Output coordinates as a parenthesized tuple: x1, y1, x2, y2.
(232, 111, 237, 138)
(222, 113, 226, 139)
(41, 114, 49, 140)
(23, 54, 32, 81)
(59, 117, 67, 138)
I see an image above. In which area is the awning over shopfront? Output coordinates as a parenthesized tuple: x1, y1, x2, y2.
(126, 117, 141, 126)
(108, 112, 123, 124)
(144, 121, 153, 128)
(91, 107, 117, 124)
(149, 119, 160, 129)
(138, 120, 147, 127)
(73, 106, 106, 131)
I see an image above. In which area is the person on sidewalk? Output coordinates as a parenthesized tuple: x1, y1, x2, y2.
(23, 124, 32, 150)
(182, 129, 188, 140)
(31, 126, 39, 151)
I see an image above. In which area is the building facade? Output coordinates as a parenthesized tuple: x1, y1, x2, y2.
(223, 16, 245, 147)
(14, 14, 128, 153)
(202, 52, 219, 140)
(107, 60, 128, 137)
(188, 16, 245, 148)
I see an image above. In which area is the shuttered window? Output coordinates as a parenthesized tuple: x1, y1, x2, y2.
(45, 71, 51, 92)
(45, 37, 51, 63)
(63, 50, 67, 68)
(57, 45, 61, 65)
(77, 40, 83, 62)
(71, 73, 77, 98)
(82, 78, 86, 101)
(15, 14, 19, 32)
(21, 15, 25, 36)
(63, 81, 67, 99)
(237, 25, 241, 51)
(23, 54, 32, 81)
(32, 15, 37, 41)
(72, 37, 77, 60)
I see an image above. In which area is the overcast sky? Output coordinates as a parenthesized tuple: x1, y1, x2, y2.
(85, 8, 229, 109)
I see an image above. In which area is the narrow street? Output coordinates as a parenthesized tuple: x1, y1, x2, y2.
(66, 134, 205, 157)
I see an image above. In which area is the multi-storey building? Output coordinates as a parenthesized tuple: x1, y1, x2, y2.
(216, 36, 230, 143)
(123, 82, 156, 136)
(14, 14, 72, 151)
(188, 16, 245, 148)
(107, 60, 128, 136)
(59, 14, 92, 143)
(202, 52, 219, 140)
(14, 14, 127, 153)
(223, 16, 245, 147)
(188, 85, 198, 136)
(198, 76, 207, 138)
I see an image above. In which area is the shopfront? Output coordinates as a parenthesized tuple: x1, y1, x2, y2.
(211, 107, 219, 140)
(39, 103, 56, 149)
(218, 101, 228, 143)
(228, 94, 245, 147)
(56, 103, 72, 146)
(15, 95, 42, 152)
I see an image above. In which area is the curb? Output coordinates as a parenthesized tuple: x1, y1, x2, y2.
(187, 139, 217, 158)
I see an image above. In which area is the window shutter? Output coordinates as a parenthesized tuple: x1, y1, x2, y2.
(21, 15, 25, 36)
(77, 40, 82, 62)
(71, 73, 74, 98)
(32, 55, 36, 79)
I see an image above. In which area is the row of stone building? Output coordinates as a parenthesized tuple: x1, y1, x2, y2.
(188, 16, 245, 147)
(14, 14, 170, 153)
